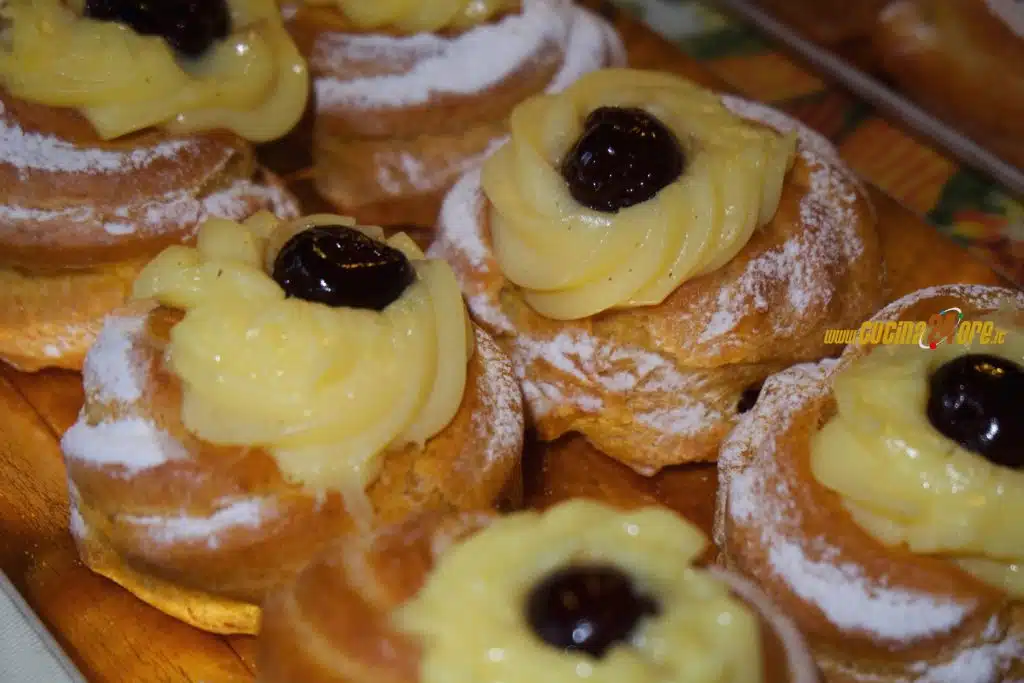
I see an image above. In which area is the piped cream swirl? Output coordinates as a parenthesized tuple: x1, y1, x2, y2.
(397, 500, 764, 683)
(306, 0, 521, 32)
(482, 69, 796, 321)
(0, 0, 308, 141)
(132, 212, 474, 492)
(812, 317, 1024, 596)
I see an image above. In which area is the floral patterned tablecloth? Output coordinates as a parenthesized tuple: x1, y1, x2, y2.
(614, 0, 1024, 286)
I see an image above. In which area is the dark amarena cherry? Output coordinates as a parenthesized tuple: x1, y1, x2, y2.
(926, 353, 1024, 469)
(85, 0, 231, 57)
(560, 106, 685, 213)
(272, 226, 415, 311)
(525, 564, 660, 658)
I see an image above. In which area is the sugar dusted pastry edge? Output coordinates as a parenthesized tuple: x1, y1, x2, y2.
(432, 93, 884, 473)
(715, 284, 1024, 683)
(63, 304, 525, 634)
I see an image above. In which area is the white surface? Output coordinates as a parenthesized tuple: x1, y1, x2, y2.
(0, 572, 86, 683)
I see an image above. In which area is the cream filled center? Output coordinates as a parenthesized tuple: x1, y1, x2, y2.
(482, 68, 796, 321)
(811, 315, 1024, 596)
(397, 500, 763, 683)
(132, 212, 474, 493)
(0, 0, 308, 141)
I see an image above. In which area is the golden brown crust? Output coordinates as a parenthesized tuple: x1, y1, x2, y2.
(62, 305, 525, 634)
(0, 259, 145, 373)
(288, 3, 564, 139)
(716, 285, 1024, 682)
(0, 91, 295, 270)
(312, 121, 508, 229)
(289, 0, 625, 226)
(433, 98, 885, 473)
(0, 167, 298, 372)
(258, 509, 820, 683)
(874, 0, 1024, 168)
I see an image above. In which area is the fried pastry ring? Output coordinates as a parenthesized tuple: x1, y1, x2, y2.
(0, 93, 299, 371)
(61, 303, 524, 634)
(285, 0, 625, 227)
(259, 507, 820, 683)
(716, 284, 1024, 683)
(433, 93, 884, 474)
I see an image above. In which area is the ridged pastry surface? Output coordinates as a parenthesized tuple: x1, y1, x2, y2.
(258, 505, 819, 683)
(716, 284, 1024, 683)
(482, 69, 798, 320)
(433, 92, 884, 472)
(132, 215, 475, 493)
(61, 303, 523, 633)
(0, 89, 300, 372)
(295, 0, 625, 226)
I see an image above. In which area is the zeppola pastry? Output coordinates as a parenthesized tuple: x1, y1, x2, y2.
(0, 0, 308, 372)
(284, 0, 626, 227)
(259, 500, 820, 683)
(874, 0, 1024, 168)
(716, 284, 1024, 682)
(60, 211, 525, 634)
(433, 68, 885, 475)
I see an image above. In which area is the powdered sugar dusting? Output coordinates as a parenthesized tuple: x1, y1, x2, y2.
(720, 361, 834, 526)
(314, 2, 622, 112)
(67, 483, 88, 541)
(913, 616, 1022, 683)
(68, 504, 87, 540)
(512, 330, 719, 437)
(119, 498, 268, 550)
(0, 175, 298, 238)
(434, 167, 492, 269)
(985, 0, 1024, 38)
(61, 416, 187, 473)
(545, 7, 627, 94)
(315, 0, 571, 110)
(0, 101, 193, 176)
(436, 97, 871, 458)
(432, 166, 518, 334)
(701, 97, 867, 343)
(770, 537, 966, 639)
(719, 361, 980, 645)
(472, 327, 524, 466)
(864, 284, 1024, 326)
(39, 325, 89, 360)
(84, 314, 147, 404)
(375, 137, 507, 198)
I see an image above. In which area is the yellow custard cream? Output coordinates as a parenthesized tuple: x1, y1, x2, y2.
(0, 0, 308, 141)
(397, 500, 763, 683)
(307, 0, 521, 32)
(482, 69, 796, 321)
(133, 213, 474, 492)
(811, 317, 1024, 596)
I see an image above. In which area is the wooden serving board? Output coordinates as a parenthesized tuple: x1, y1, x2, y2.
(0, 4, 1012, 682)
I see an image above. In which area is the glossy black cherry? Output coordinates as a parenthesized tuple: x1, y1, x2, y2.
(926, 353, 1024, 469)
(737, 384, 763, 414)
(525, 564, 659, 658)
(272, 226, 415, 311)
(84, 0, 231, 58)
(560, 106, 685, 213)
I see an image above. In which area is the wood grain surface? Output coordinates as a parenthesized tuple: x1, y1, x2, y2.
(0, 4, 1010, 682)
